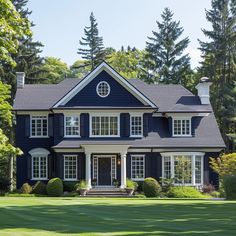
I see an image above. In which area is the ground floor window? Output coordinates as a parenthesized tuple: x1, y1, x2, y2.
(131, 155, 145, 180)
(32, 155, 47, 180)
(64, 155, 77, 180)
(162, 153, 204, 185)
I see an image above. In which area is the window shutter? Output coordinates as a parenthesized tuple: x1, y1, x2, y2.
(80, 113, 85, 137)
(59, 114, 64, 137)
(168, 117, 172, 136)
(47, 155, 53, 179)
(143, 113, 149, 137)
(124, 113, 130, 137)
(48, 116, 53, 137)
(25, 116, 30, 137)
(27, 155, 32, 180)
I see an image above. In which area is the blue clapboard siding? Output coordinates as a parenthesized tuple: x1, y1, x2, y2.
(64, 70, 146, 107)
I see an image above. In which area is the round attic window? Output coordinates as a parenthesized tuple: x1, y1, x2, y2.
(96, 81, 110, 98)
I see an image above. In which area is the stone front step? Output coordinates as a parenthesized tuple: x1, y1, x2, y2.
(86, 187, 128, 197)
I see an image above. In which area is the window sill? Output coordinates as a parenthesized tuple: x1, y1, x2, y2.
(131, 178, 144, 181)
(64, 135, 81, 138)
(64, 179, 77, 181)
(130, 135, 143, 138)
(172, 135, 192, 137)
(29, 136, 50, 138)
(90, 135, 120, 138)
(31, 178, 48, 181)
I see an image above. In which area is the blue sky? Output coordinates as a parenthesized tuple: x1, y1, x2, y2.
(27, 0, 211, 69)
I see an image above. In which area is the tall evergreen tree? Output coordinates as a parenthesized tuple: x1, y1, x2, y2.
(0, 0, 44, 99)
(78, 12, 105, 69)
(143, 8, 191, 85)
(198, 0, 236, 143)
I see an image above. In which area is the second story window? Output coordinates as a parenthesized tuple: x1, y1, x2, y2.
(130, 115, 143, 137)
(65, 116, 80, 137)
(173, 118, 191, 136)
(91, 115, 119, 137)
(31, 115, 48, 137)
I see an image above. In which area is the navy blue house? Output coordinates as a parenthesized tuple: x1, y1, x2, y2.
(14, 62, 225, 189)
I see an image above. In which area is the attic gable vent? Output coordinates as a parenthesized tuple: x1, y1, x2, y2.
(96, 81, 110, 97)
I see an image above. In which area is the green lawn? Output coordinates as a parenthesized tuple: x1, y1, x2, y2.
(0, 198, 236, 236)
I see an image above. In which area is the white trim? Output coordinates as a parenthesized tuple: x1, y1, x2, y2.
(161, 152, 205, 186)
(64, 114, 80, 137)
(29, 148, 50, 156)
(172, 117, 192, 137)
(96, 81, 110, 98)
(53, 148, 84, 153)
(89, 113, 120, 137)
(131, 154, 145, 181)
(63, 155, 78, 181)
(130, 114, 143, 137)
(53, 62, 156, 108)
(30, 115, 48, 138)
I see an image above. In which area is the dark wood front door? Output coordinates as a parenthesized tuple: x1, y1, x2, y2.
(98, 158, 111, 185)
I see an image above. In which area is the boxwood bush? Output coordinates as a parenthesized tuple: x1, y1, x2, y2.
(21, 183, 32, 194)
(223, 175, 236, 200)
(46, 178, 63, 197)
(143, 177, 161, 197)
(32, 181, 47, 195)
(167, 186, 208, 198)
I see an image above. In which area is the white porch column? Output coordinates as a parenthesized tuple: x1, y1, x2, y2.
(85, 152, 92, 189)
(120, 153, 127, 188)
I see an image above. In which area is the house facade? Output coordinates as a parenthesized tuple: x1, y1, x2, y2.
(14, 62, 225, 189)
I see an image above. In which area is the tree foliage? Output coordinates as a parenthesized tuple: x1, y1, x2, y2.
(198, 0, 236, 142)
(0, 0, 31, 66)
(210, 153, 236, 177)
(143, 8, 192, 85)
(38, 57, 70, 84)
(78, 12, 105, 70)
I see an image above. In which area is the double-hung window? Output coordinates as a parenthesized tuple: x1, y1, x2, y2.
(32, 155, 47, 180)
(64, 155, 77, 180)
(91, 115, 119, 137)
(173, 118, 191, 136)
(65, 116, 80, 137)
(31, 115, 48, 137)
(162, 153, 204, 186)
(131, 155, 145, 180)
(130, 115, 143, 137)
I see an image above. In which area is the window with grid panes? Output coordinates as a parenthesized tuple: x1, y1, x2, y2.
(32, 155, 47, 179)
(130, 116, 142, 137)
(65, 116, 80, 136)
(64, 155, 77, 180)
(131, 155, 145, 180)
(173, 119, 191, 136)
(31, 116, 48, 137)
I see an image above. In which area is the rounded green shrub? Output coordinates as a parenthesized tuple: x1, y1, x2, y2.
(21, 183, 32, 194)
(32, 181, 47, 195)
(223, 175, 236, 200)
(46, 178, 63, 197)
(143, 177, 161, 197)
(167, 186, 208, 198)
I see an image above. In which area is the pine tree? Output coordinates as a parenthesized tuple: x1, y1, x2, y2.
(0, 0, 44, 99)
(198, 0, 236, 143)
(144, 8, 191, 85)
(78, 12, 105, 69)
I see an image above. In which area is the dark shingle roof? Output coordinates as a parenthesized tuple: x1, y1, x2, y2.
(13, 78, 211, 112)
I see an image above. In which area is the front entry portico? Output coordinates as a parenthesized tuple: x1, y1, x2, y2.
(83, 144, 130, 189)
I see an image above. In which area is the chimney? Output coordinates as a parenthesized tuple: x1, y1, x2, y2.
(195, 77, 212, 105)
(16, 72, 25, 89)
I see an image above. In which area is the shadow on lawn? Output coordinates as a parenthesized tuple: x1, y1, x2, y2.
(0, 200, 236, 235)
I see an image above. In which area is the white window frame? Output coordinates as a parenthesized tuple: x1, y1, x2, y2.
(64, 115, 80, 137)
(172, 118, 191, 137)
(161, 152, 204, 186)
(130, 114, 143, 137)
(89, 113, 120, 137)
(131, 154, 145, 181)
(30, 115, 48, 138)
(64, 155, 78, 181)
(96, 81, 110, 98)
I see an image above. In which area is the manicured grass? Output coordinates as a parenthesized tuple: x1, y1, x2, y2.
(0, 198, 236, 235)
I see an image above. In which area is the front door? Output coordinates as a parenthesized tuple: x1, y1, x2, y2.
(98, 158, 111, 185)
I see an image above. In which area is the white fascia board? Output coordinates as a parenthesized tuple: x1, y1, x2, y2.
(53, 62, 156, 108)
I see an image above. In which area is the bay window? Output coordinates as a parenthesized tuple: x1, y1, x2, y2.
(162, 153, 204, 186)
